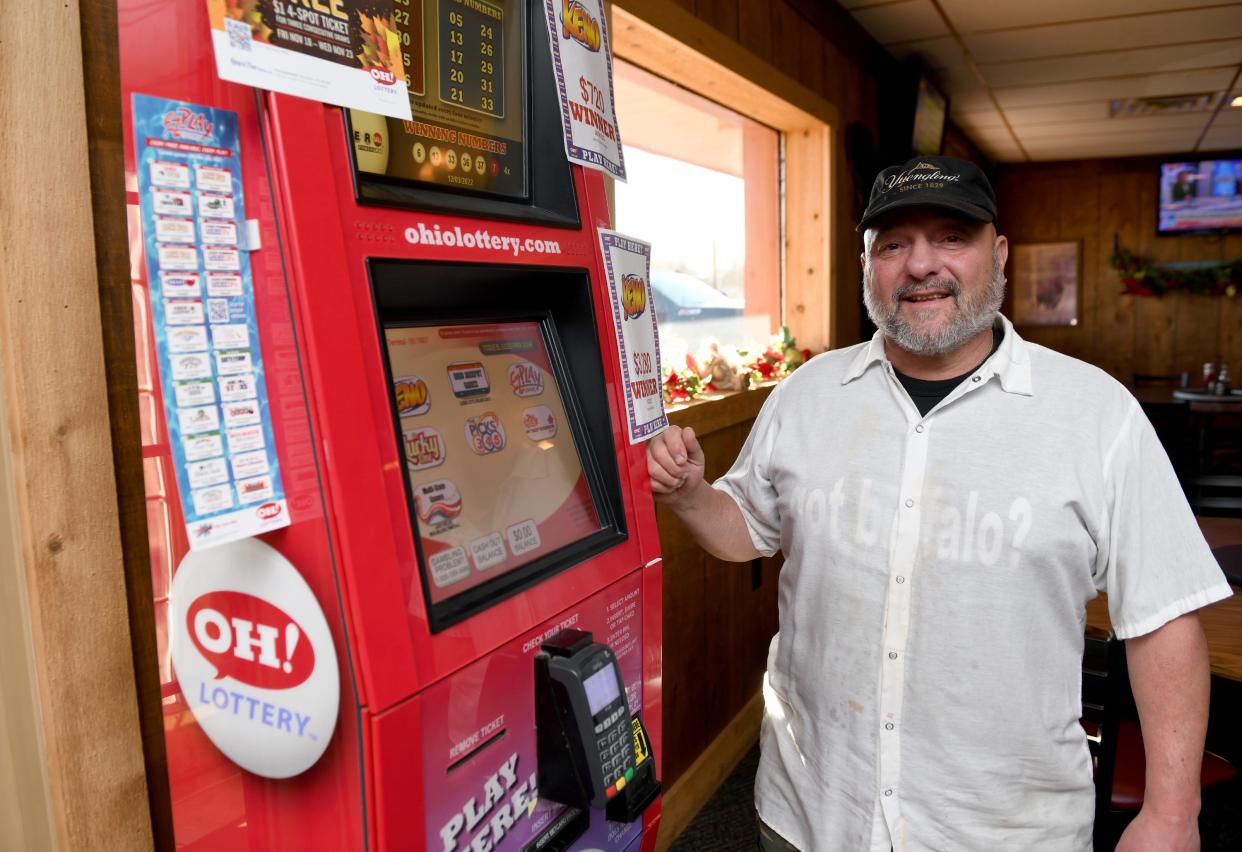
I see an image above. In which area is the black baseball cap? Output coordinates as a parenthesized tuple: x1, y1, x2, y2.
(857, 155, 997, 233)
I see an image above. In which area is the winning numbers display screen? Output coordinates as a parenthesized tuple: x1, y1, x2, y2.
(350, 0, 527, 199)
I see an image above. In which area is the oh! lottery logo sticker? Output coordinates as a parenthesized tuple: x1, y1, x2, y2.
(170, 538, 339, 779)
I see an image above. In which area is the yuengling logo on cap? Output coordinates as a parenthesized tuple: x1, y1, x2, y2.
(879, 162, 963, 195)
(857, 155, 997, 233)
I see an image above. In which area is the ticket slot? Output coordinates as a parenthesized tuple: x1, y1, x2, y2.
(446, 727, 508, 774)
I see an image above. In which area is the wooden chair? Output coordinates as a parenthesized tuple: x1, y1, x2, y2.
(1130, 372, 1190, 389)
(1081, 630, 1237, 848)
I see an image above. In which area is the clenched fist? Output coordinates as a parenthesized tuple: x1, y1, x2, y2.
(646, 425, 706, 507)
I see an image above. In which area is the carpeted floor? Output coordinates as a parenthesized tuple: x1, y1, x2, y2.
(668, 743, 1242, 851)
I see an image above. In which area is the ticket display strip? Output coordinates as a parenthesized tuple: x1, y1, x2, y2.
(131, 93, 289, 548)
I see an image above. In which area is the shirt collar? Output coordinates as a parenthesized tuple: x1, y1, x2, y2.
(841, 313, 1034, 396)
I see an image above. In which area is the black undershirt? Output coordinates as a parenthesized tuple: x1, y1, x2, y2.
(893, 325, 1003, 417)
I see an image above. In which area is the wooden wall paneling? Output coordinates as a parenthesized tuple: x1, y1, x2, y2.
(1133, 176, 1178, 375)
(1092, 172, 1139, 380)
(694, 0, 739, 42)
(820, 40, 849, 136)
(737, 0, 774, 65)
(796, 22, 826, 98)
(1175, 235, 1227, 376)
(0, 0, 153, 847)
(1174, 294, 1225, 380)
(658, 502, 710, 785)
(1221, 234, 1242, 374)
(769, 3, 804, 83)
(1057, 168, 1101, 366)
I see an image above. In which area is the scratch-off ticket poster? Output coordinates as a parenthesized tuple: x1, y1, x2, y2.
(598, 230, 666, 442)
(132, 94, 289, 549)
(205, 0, 412, 120)
(541, 0, 625, 180)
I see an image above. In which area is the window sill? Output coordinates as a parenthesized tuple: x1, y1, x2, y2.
(666, 382, 776, 437)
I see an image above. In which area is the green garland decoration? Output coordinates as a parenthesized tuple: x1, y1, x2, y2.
(1109, 246, 1241, 298)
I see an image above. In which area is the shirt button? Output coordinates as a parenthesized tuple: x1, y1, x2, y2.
(905, 499, 914, 508)
(888, 651, 898, 660)
(915, 424, 924, 433)
(972, 376, 982, 382)
(885, 723, 895, 730)
(896, 576, 905, 584)
(884, 789, 893, 797)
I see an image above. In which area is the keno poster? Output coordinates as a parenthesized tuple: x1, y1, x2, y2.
(132, 94, 289, 548)
(541, 0, 626, 180)
(205, 0, 412, 120)
(598, 230, 666, 442)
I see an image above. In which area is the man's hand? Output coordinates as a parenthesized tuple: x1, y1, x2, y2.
(1115, 807, 1198, 851)
(646, 426, 705, 508)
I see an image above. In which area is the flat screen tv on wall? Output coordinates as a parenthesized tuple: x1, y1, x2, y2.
(1158, 156, 1242, 235)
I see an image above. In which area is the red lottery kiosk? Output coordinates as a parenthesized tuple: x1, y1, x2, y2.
(120, 1, 663, 849)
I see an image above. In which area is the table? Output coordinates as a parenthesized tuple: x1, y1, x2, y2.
(1086, 516, 1242, 682)
(1173, 389, 1242, 404)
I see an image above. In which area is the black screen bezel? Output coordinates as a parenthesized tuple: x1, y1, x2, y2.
(369, 260, 627, 632)
(346, 0, 579, 228)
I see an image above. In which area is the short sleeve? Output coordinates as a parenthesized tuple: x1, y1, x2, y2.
(712, 383, 784, 557)
(1095, 403, 1232, 638)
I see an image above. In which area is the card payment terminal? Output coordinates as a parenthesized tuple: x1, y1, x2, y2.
(535, 629, 660, 819)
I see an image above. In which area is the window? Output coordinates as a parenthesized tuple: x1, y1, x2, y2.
(613, 60, 781, 367)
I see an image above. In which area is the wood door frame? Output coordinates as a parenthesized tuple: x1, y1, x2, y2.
(0, 0, 158, 848)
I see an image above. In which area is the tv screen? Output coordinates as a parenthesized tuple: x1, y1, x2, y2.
(911, 77, 948, 157)
(1158, 157, 1242, 234)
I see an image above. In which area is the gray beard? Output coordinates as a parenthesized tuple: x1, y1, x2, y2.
(863, 250, 1005, 357)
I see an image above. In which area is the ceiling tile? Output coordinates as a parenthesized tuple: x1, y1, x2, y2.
(960, 7, 1242, 64)
(978, 42, 1242, 89)
(852, 0, 950, 45)
(992, 68, 1239, 111)
(995, 102, 1115, 125)
(952, 108, 1006, 132)
(936, 0, 1233, 36)
(1012, 112, 1222, 140)
(1199, 131, 1242, 152)
(888, 36, 964, 70)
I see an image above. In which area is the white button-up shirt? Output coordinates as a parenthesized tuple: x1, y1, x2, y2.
(714, 316, 1231, 851)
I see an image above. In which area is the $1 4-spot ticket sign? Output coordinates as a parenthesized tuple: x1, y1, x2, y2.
(170, 538, 339, 778)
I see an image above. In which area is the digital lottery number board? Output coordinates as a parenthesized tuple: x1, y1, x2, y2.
(351, 0, 527, 199)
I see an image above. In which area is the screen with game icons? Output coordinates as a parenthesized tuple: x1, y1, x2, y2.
(349, 0, 527, 199)
(382, 317, 619, 627)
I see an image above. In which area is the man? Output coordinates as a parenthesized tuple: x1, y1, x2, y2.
(646, 155, 1231, 851)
